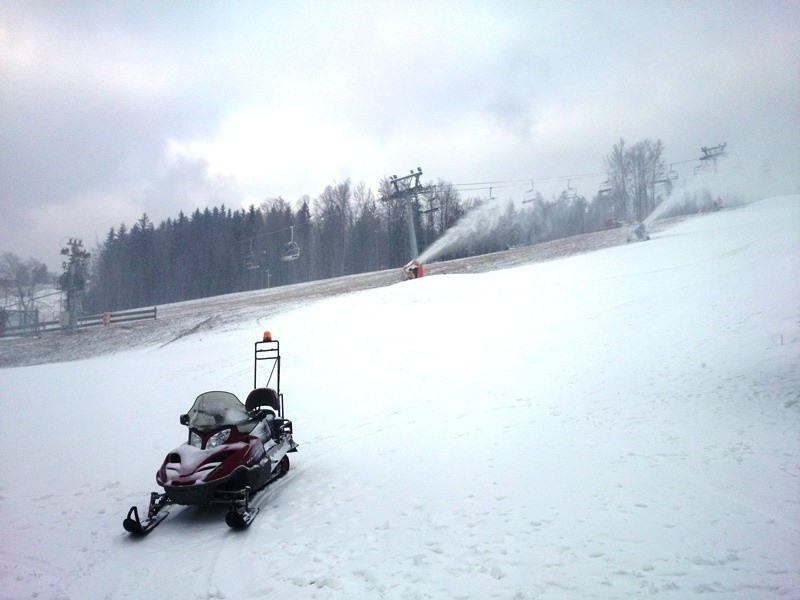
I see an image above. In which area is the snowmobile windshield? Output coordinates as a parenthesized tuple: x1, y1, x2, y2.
(185, 391, 251, 431)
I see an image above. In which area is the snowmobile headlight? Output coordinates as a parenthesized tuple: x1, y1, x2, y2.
(189, 431, 202, 448)
(206, 429, 230, 449)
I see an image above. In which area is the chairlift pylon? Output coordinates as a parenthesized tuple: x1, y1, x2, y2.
(280, 226, 300, 262)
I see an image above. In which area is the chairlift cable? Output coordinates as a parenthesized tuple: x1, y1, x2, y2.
(238, 147, 726, 251)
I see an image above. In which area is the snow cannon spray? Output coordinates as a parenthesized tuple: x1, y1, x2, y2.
(415, 196, 519, 265)
(412, 201, 503, 264)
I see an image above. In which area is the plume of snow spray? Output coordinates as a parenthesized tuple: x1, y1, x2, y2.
(645, 158, 763, 225)
(643, 192, 684, 225)
(416, 199, 516, 264)
(416, 157, 762, 262)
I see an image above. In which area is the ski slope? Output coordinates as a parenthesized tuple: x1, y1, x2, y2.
(1, 196, 798, 599)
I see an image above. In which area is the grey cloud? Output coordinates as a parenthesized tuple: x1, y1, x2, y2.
(1, 1, 798, 267)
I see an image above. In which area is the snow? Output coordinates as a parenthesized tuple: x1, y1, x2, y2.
(1, 196, 798, 599)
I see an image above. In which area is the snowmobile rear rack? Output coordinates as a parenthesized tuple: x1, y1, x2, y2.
(254, 334, 284, 417)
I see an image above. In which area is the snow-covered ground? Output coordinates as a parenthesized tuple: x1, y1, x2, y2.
(1, 196, 798, 599)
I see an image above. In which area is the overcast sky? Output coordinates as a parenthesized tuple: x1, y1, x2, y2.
(1, 1, 798, 270)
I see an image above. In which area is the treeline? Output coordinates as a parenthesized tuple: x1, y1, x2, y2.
(84, 176, 596, 312)
(85, 138, 719, 312)
(86, 179, 466, 311)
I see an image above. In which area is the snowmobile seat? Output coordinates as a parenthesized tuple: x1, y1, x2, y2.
(245, 387, 280, 417)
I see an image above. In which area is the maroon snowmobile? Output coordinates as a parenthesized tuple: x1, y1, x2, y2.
(123, 332, 298, 534)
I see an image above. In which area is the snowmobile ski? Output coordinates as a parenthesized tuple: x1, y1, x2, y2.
(123, 493, 172, 535)
(123, 506, 169, 535)
(225, 502, 259, 529)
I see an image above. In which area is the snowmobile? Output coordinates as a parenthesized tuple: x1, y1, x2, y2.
(123, 332, 298, 534)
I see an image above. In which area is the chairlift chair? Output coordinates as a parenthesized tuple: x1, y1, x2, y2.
(655, 164, 679, 185)
(565, 179, 577, 200)
(244, 239, 260, 270)
(419, 194, 440, 214)
(522, 180, 536, 204)
(484, 187, 500, 211)
(667, 164, 678, 180)
(244, 256, 260, 270)
(280, 226, 300, 262)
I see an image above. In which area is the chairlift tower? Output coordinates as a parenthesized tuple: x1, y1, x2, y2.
(58, 238, 90, 330)
(384, 167, 437, 260)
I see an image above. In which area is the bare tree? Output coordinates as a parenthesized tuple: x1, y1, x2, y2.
(604, 138, 631, 219)
(605, 138, 666, 221)
(0, 252, 49, 313)
(350, 182, 383, 272)
(313, 180, 353, 277)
